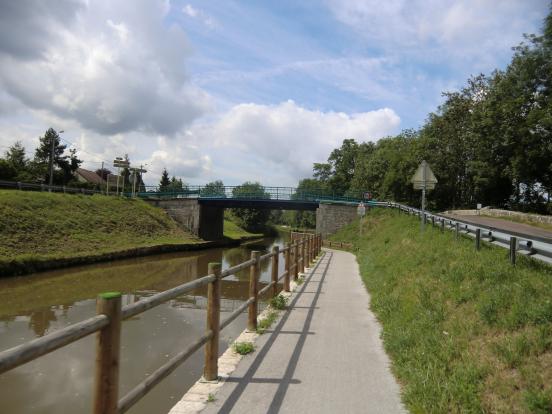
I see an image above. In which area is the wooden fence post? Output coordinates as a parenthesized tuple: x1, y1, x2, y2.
(248, 251, 260, 331)
(510, 237, 517, 265)
(475, 228, 481, 250)
(93, 292, 122, 414)
(271, 246, 279, 298)
(204, 262, 221, 381)
(294, 242, 299, 280)
(284, 243, 290, 292)
(307, 236, 312, 267)
(301, 238, 306, 274)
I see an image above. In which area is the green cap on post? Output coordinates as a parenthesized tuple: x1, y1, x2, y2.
(99, 292, 122, 300)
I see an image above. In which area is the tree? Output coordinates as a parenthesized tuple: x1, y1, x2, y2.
(95, 168, 112, 181)
(0, 142, 31, 181)
(33, 128, 81, 185)
(159, 168, 171, 192)
(201, 180, 226, 197)
(168, 176, 185, 192)
(231, 182, 271, 231)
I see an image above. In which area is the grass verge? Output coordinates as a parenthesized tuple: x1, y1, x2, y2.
(330, 209, 552, 413)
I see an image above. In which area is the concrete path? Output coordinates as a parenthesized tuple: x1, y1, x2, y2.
(202, 249, 406, 414)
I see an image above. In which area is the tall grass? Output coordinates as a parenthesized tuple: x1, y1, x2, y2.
(331, 209, 552, 413)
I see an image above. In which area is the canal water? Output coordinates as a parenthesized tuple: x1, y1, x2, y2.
(0, 232, 289, 414)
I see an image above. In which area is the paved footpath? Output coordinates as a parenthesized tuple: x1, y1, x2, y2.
(202, 249, 406, 414)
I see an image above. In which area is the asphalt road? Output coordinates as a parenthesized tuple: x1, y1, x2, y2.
(444, 214, 552, 240)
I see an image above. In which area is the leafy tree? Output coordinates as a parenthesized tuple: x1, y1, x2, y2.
(95, 168, 112, 181)
(33, 128, 81, 185)
(231, 182, 271, 231)
(159, 168, 171, 192)
(201, 180, 226, 197)
(168, 176, 186, 192)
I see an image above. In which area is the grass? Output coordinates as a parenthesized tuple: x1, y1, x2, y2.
(330, 209, 552, 413)
(257, 310, 279, 334)
(207, 393, 216, 403)
(269, 294, 288, 310)
(0, 190, 203, 275)
(233, 341, 255, 355)
(223, 219, 263, 241)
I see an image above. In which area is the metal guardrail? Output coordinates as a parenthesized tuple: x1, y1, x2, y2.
(0, 234, 323, 414)
(387, 202, 552, 265)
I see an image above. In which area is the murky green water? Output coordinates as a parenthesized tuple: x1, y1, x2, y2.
(0, 233, 288, 414)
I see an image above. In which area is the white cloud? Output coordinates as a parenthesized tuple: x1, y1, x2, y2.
(0, 0, 211, 137)
(182, 4, 218, 29)
(191, 100, 401, 184)
(326, 0, 548, 65)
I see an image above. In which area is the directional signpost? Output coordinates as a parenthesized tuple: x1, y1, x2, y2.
(113, 157, 130, 196)
(411, 160, 437, 231)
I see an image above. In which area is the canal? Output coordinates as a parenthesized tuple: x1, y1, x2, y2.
(0, 232, 289, 414)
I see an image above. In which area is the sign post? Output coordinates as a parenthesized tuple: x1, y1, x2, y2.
(411, 160, 437, 231)
(113, 158, 130, 196)
(357, 202, 366, 236)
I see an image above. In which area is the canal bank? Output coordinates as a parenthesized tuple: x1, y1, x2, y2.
(0, 190, 263, 277)
(0, 232, 289, 414)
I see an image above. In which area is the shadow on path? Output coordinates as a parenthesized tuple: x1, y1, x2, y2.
(215, 252, 333, 414)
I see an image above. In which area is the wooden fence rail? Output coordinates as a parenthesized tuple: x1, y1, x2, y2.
(0, 232, 323, 414)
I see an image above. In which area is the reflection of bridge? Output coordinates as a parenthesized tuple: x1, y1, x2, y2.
(140, 185, 377, 240)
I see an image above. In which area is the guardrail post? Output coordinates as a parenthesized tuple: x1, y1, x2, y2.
(248, 251, 260, 331)
(440, 219, 444, 233)
(294, 242, 299, 280)
(284, 243, 290, 292)
(431, 216, 435, 227)
(455, 222, 459, 239)
(271, 246, 279, 298)
(510, 237, 517, 265)
(475, 228, 481, 250)
(204, 262, 221, 381)
(17, 181, 22, 190)
(93, 292, 122, 414)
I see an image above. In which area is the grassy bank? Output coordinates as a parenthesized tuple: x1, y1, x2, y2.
(223, 219, 263, 241)
(0, 191, 206, 276)
(330, 209, 552, 413)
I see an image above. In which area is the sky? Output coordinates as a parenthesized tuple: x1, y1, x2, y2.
(0, 0, 549, 186)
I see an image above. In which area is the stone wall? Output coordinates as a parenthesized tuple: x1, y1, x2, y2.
(316, 203, 358, 237)
(145, 199, 201, 235)
(444, 208, 552, 225)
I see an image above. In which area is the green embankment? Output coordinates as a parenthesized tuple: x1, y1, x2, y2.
(330, 210, 552, 414)
(223, 219, 263, 241)
(0, 190, 259, 276)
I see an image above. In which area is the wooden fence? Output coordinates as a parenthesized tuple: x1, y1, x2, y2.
(0, 233, 323, 414)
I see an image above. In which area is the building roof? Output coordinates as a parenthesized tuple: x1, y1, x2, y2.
(75, 168, 106, 185)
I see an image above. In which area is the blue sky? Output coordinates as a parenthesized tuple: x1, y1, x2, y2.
(0, 0, 549, 185)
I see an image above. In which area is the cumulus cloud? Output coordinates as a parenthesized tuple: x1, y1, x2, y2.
(326, 0, 548, 65)
(0, 0, 210, 136)
(191, 100, 401, 183)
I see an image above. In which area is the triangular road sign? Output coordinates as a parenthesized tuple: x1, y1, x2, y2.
(411, 160, 437, 190)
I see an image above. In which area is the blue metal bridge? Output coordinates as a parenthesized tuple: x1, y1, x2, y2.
(133, 185, 376, 210)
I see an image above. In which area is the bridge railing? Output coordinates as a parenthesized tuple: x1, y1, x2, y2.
(135, 184, 374, 204)
(0, 233, 323, 414)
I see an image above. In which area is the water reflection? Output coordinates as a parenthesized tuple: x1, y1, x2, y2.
(0, 232, 288, 414)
